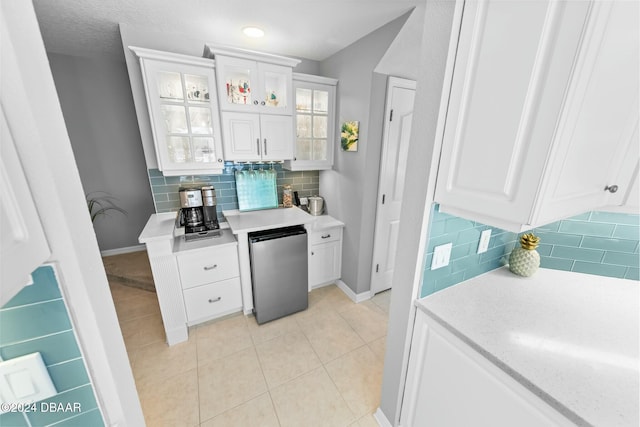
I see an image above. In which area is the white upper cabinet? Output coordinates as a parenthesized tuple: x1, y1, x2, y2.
(214, 57, 294, 115)
(205, 45, 300, 162)
(283, 73, 338, 171)
(130, 47, 225, 176)
(434, 1, 639, 232)
(205, 45, 300, 116)
(221, 112, 293, 161)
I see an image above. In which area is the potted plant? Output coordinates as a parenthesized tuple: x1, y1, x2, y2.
(86, 191, 127, 222)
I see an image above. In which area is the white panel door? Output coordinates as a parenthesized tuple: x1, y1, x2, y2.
(434, 1, 590, 228)
(221, 112, 261, 161)
(260, 114, 294, 161)
(371, 78, 415, 295)
(537, 1, 640, 222)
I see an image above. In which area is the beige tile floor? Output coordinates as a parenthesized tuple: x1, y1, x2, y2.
(109, 278, 391, 427)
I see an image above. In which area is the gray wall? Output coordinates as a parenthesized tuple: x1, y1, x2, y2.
(48, 53, 155, 251)
(379, 1, 457, 424)
(318, 12, 410, 295)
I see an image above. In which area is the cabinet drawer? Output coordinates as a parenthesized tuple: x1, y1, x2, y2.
(183, 278, 242, 323)
(308, 227, 342, 245)
(177, 246, 239, 289)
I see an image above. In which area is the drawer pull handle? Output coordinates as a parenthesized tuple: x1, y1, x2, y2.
(321, 234, 331, 239)
(208, 297, 222, 303)
(204, 264, 218, 271)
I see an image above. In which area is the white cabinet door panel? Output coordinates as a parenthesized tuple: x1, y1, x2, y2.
(260, 114, 293, 161)
(537, 1, 640, 222)
(221, 112, 261, 161)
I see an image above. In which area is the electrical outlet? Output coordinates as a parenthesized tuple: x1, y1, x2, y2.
(300, 197, 308, 205)
(477, 229, 492, 254)
(431, 243, 452, 270)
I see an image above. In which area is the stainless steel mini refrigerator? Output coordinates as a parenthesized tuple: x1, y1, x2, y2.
(248, 225, 308, 324)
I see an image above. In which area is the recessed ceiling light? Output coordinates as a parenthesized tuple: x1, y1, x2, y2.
(243, 26, 265, 38)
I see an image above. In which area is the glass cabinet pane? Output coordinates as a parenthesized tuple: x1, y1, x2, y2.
(192, 137, 216, 163)
(263, 71, 287, 108)
(313, 140, 327, 161)
(223, 66, 253, 105)
(313, 116, 327, 138)
(161, 105, 188, 134)
(296, 88, 312, 113)
(188, 107, 212, 134)
(313, 90, 329, 114)
(184, 74, 210, 102)
(297, 115, 312, 138)
(167, 137, 192, 163)
(156, 71, 184, 100)
(296, 139, 312, 160)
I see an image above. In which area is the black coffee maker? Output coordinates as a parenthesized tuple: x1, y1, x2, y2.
(201, 186, 220, 230)
(177, 186, 220, 241)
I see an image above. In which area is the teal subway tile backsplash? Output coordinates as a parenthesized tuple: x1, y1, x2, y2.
(532, 210, 639, 280)
(558, 220, 616, 237)
(421, 206, 640, 298)
(148, 162, 320, 218)
(0, 266, 104, 427)
(420, 204, 518, 298)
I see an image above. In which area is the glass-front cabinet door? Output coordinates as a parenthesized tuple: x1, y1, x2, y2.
(132, 48, 224, 175)
(284, 74, 338, 171)
(215, 55, 293, 115)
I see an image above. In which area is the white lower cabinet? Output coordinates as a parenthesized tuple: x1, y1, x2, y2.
(308, 226, 342, 289)
(142, 229, 242, 345)
(401, 310, 575, 427)
(182, 278, 242, 324)
(177, 244, 242, 326)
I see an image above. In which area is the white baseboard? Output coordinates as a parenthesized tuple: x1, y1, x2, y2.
(336, 279, 372, 303)
(101, 244, 146, 257)
(374, 408, 392, 427)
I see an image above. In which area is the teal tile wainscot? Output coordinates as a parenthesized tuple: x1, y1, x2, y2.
(148, 163, 320, 218)
(0, 266, 104, 427)
(421, 204, 518, 298)
(421, 206, 640, 298)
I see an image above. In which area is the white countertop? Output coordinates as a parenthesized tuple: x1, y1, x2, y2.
(223, 207, 343, 234)
(138, 212, 176, 243)
(417, 267, 639, 427)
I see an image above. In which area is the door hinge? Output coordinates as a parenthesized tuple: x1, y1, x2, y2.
(382, 194, 386, 204)
(389, 109, 394, 121)
(376, 264, 379, 273)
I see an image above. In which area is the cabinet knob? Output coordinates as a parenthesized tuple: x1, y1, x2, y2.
(260, 101, 266, 106)
(218, 159, 223, 163)
(208, 297, 222, 303)
(253, 100, 259, 105)
(604, 185, 619, 193)
(203, 264, 218, 271)
(311, 251, 314, 256)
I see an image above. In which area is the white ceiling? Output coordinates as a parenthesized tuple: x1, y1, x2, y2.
(32, 0, 424, 62)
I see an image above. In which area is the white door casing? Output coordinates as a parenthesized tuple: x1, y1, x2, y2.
(370, 77, 416, 295)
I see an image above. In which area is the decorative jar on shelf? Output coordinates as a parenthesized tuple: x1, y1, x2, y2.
(508, 233, 541, 277)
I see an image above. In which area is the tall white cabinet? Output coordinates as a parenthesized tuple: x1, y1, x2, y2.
(434, 1, 639, 232)
(205, 45, 301, 162)
(130, 47, 225, 176)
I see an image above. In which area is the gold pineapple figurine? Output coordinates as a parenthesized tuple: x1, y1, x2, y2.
(509, 233, 541, 277)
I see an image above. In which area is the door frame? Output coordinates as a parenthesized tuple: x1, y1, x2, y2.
(370, 76, 417, 295)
